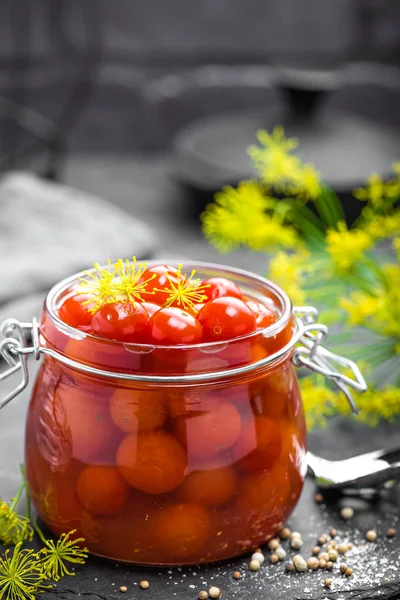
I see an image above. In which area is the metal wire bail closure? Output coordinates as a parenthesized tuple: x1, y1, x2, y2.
(0, 308, 367, 412)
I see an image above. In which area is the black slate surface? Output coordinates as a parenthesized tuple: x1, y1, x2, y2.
(1, 349, 400, 600)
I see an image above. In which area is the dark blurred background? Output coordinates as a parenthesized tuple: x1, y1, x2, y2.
(0, 0, 400, 316)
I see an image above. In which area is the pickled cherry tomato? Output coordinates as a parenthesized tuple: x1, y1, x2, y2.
(202, 277, 243, 301)
(92, 302, 148, 342)
(117, 430, 187, 494)
(247, 300, 277, 328)
(178, 463, 237, 508)
(198, 297, 256, 342)
(175, 401, 241, 458)
(152, 503, 212, 559)
(77, 465, 128, 516)
(236, 466, 291, 515)
(231, 416, 281, 473)
(58, 294, 93, 328)
(110, 387, 167, 433)
(141, 301, 161, 319)
(139, 265, 180, 305)
(144, 307, 203, 345)
(55, 387, 121, 464)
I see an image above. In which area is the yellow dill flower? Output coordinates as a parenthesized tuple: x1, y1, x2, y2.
(326, 221, 373, 271)
(267, 251, 309, 305)
(340, 292, 380, 327)
(356, 386, 400, 426)
(36, 528, 88, 582)
(291, 163, 322, 201)
(341, 268, 400, 339)
(0, 542, 50, 600)
(156, 265, 210, 311)
(77, 260, 117, 313)
(113, 257, 155, 304)
(0, 485, 34, 546)
(248, 216, 299, 251)
(364, 212, 400, 239)
(353, 173, 387, 207)
(201, 180, 298, 252)
(248, 127, 301, 192)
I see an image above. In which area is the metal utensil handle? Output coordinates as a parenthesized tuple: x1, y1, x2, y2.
(0, 308, 367, 411)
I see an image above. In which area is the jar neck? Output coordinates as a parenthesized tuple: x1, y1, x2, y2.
(39, 261, 295, 381)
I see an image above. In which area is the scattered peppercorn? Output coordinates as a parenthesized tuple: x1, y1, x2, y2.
(366, 530, 377, 542)
(326, 561, 333, 570)
(312, 546, 321, 555)
(285, 562, 295, 573)
(290, 531, 302, 539)
(276, 547, 287, 561)
(330, 528, 337, 538)
(279, 527, 291, 540)
(315, 492, 324, 503)
(318, 552, 329, 562)
(269, 554, 279, 565)
(317, 534, 328, 545)
(345, 567, 353, 577)
(387, 528, 396, 538)
(338, 543, 348, 554)
(251, 552, 265, 565)
(199, 592, 209, 600)
(319, 559, 327, 569)
(268, 538, 280, 551)
(290, 537, 303, 550)
(327, 542, 336, 551)
(233, 571, 241, 580)
(250, 559, 261, 570)
(340, 507, 354, 520)
(209, 587, 221, 599)
(140, 580, 149, 590)
(293, 555, 307, 572)
(324, 578, 333, 588)
(307, 557, 320, 571)
(328, 549, 338, 562)
(347, 543, 353, 551)
(119, 586, 127, 593)
(340, 563, 348, 574)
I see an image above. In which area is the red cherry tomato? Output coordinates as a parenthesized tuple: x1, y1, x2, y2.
(91, 302, 148, 342)
(144, 307, 203, 345)
(202, 277, 243, 301)
(141, 301, 161, 319)
(138, 265, 180, 305)
(247, 300, 277, 328)
(58, 294, 93, 328)
(198, 297, 256, 342)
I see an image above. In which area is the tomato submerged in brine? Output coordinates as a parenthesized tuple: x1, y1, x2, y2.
(26, 261, 306, 565)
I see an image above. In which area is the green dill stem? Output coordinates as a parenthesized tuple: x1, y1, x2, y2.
(10, 482, 25, 512)
(33, 517, 48, 546)
(19, 464, 31, 521)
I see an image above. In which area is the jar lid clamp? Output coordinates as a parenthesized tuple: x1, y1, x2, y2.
(0, 308, 367, 412)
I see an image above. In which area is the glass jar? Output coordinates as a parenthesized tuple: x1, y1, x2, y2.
(0, 262, 366, 566)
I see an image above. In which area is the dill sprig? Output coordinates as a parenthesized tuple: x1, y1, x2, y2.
(77, 260, 117, 313)
(0, 484, 34, 546)
(0, 543, 50, 600)
(113, 257, 156, 304)
(155, 264, 210, 311)
(35, 523, 88, 582)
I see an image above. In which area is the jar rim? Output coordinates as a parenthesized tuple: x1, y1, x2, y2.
(45, 260, 293, 351)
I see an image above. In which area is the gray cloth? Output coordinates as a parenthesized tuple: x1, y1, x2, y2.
(0, 171, 158, 304)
